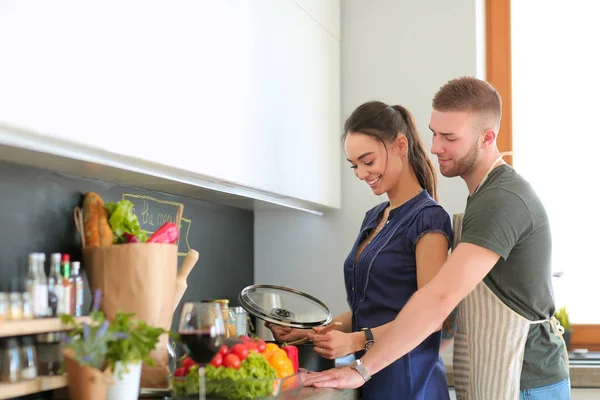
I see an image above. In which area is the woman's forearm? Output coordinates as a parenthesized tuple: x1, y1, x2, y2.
(332, 311, 353, 333)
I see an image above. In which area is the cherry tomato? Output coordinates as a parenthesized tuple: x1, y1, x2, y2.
(231, 344, 249, 361)
(256, 339, 267, 353)
(219, 345, 229, 357)
(223, 353, 241, 370)
(210, 353, 223, 368)
(182, 357, 196, 371)
(244, 341, 258, 353)
(173, 367, 186, 377)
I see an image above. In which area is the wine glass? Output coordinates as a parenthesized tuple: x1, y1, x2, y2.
(178, 302, 225, 400)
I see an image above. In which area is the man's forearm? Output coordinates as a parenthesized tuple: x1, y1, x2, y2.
(361, 283, 455, 375)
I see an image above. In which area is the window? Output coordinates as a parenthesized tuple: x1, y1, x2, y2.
(488, 0, 600, 348)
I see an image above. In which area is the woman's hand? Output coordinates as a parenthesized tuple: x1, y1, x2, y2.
(307, 328, 359, 360)
(264, 321, 308, 343)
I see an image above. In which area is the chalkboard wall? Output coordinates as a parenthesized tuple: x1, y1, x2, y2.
(0, 159, 254, 333)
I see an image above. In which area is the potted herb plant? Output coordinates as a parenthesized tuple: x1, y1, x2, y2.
(62, 290, 167, 400)
(554, 306, 572, 350)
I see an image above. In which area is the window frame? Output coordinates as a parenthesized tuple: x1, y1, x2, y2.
(487, 0, 600, 349)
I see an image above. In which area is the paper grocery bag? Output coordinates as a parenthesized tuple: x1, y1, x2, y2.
(83, 243, 177, 389)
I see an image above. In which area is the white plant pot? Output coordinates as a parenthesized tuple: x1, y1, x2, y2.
(106, 361, 142, 400)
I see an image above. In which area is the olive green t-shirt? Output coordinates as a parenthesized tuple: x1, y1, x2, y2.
(461, 164, 569, 390)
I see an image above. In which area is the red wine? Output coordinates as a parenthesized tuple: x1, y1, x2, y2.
(179, 331, 222, 364)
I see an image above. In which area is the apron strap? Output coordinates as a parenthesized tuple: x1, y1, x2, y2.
(531, 316, 570, 369)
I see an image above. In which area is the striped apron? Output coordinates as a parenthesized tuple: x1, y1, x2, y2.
(452, 153, 569, 400)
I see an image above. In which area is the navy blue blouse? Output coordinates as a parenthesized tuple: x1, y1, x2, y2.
(344, 190, 453, 399)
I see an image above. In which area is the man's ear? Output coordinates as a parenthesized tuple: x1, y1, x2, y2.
(481, 129, 497, 147)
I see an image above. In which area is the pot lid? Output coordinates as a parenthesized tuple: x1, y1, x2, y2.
(238, 284, 332, 329)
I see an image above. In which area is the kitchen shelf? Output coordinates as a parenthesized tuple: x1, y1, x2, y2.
(0, 375, 66, 400)
(0, 316, 91, 338)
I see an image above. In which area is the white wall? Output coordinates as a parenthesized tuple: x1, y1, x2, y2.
(255, 0, 481, 317)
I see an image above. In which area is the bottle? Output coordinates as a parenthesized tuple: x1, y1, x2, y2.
(25, 253, 38, 316)
(47, 253, 63, 317)
(61, 254, 72, 315)
(36, 253, 49, 317)
(71, 262, 84, 317)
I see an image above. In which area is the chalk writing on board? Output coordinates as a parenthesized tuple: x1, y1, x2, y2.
(121, 194, 192, 256)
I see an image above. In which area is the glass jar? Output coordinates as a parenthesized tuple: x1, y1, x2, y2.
(0, 292, 9, 323)
(35, 332, 63, 376)
(21, 292, 33, 320)
(9, 292, 23, 321)
(203, 299, 236, 337)
(230, 307, 249, 337)
(0, 337, 22, 383)
(20, 336, 37, 380)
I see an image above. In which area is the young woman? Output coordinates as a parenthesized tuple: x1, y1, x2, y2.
(268, 101, 453, 399)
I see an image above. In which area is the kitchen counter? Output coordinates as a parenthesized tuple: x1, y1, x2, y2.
(446, 364, 600, 388)
(137, 387, 357, 400)
(278, 387, 357, 399)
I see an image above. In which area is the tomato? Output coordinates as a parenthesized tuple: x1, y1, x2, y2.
(244, 341, 258, 353)
(210, 353, 223, 368)
(231, 344, 249, 361)
(223, 353, 241, 370)
(239, 335, 253, 342)
(256, 339, 267, 353)
(173, 367, 186, 377)
(219, 345, 229, 357)
(182, 357, 195, 369)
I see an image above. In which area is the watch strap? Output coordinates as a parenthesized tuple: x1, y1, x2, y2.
(352, 358, 372, 382)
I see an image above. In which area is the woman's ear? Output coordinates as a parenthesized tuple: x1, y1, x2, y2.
(393, 135, 408, 156)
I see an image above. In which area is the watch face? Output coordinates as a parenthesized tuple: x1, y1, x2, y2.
(365, 340, 374, 351)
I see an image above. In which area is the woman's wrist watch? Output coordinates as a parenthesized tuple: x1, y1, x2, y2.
(350, 358, 371, 382)
(361, 327, 375, 351)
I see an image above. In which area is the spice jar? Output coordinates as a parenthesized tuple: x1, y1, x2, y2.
(20, 336, 37, 380)
(21, 292, 33, 320)
(0, 338, 22, 383)
(9, 292, 23, 321)
(35, 332, 63, 375)
(0, 292, 9, 323)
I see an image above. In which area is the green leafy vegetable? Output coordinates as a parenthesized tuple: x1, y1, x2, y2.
(105, 200, 148, 243)
(172, 353, 278, 399)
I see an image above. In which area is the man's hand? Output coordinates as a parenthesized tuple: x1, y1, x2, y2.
(304, 366, 366, 389)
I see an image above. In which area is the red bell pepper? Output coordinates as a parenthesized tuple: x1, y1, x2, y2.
(147, 222, 179, 244)
(282, 345, 299, 373)
(122, 233, 140, 243)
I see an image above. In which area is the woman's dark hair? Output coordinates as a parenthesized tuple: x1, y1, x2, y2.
(342, 101, 438, 201)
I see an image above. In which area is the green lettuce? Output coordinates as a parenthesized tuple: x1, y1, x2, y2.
(105, 200, 148, 243)
(172, 353, 278, 399)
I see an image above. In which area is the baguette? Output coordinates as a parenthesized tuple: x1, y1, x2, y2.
(83, 192, 114, 247)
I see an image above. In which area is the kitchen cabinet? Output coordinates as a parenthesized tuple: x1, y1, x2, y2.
(0, 1, 341, 210)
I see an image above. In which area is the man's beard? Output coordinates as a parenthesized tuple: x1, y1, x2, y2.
(440, 140, 479, 178)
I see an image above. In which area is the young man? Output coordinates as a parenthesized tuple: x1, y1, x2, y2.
(305, 77, 570, 399)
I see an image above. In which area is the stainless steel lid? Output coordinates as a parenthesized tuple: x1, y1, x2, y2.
(238, 284, 332, 329)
